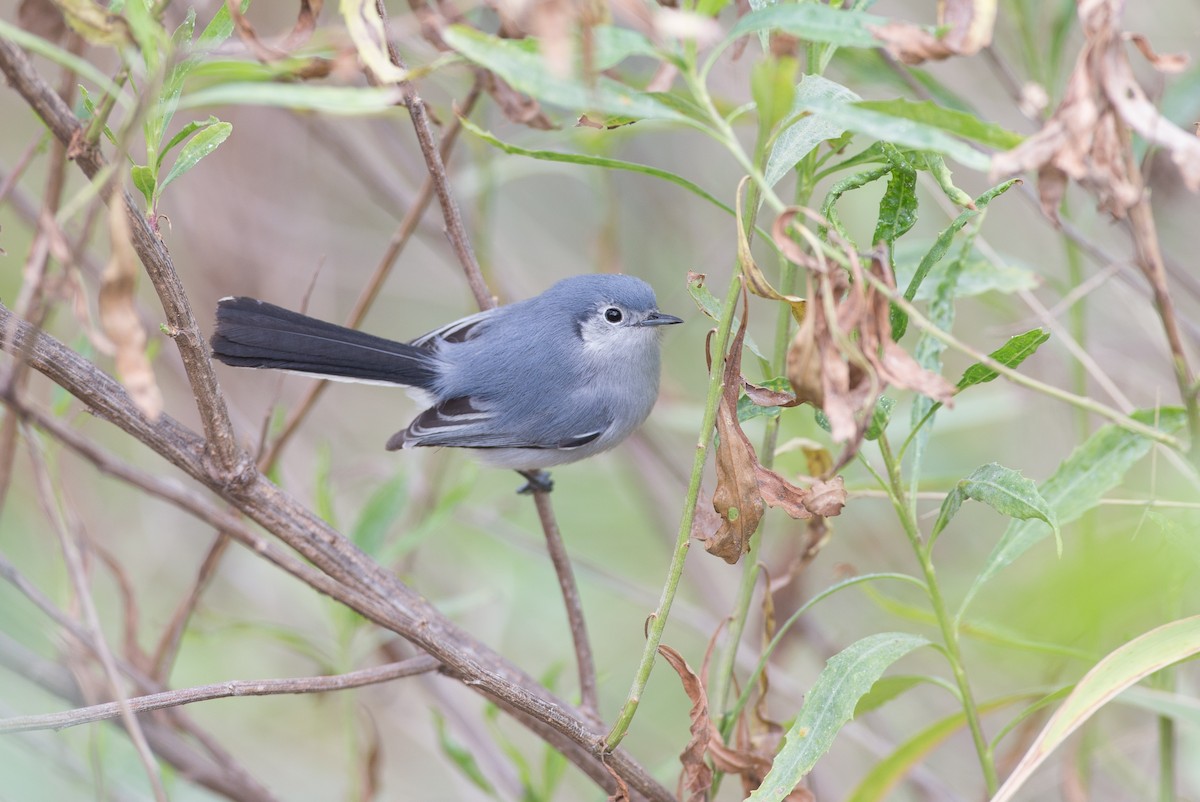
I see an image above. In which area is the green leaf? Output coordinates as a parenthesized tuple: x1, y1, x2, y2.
(853, 674, 950, 717)
(197, 0, 248, 46)
(931, 463, 1059, 552)
(122, 0, 167, 76)
(864, 396, 895, 441)
(847, 696, 1027, 802)
(871, 150, 918, 251)
(914, 152, 974, 208)
(685, 274, 768, 362)
(177, 84, 403, 114)
(350, 475, 407, 557)
(892, 178, 1018, 339)
(158, 116, 222, 168)
(751, 56, 799, 135)
(959, 407, 1190, 619)
(798, 94, 992, 171)
(442, 25, 688, 123)
(433, 712, 497, 796)
(765, 75, 860, 187)
(590, 25, 660, 71)
(158, 121, 232, 193)
(131, 164, 156, 206)
(0, 19, 126, 100)
(460, 118, 732, 216)
(855, 98, 1024, 150)
(146, 8, 197, 154)
(726, 4, 889, 49)
(956, 329, 1051, 390)
(748, 633, 930, 801)
(893, 243, 1039, 301)
(993, 616, 1200, 802)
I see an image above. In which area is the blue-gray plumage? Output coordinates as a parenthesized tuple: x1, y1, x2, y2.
(211, 274, 682, 471)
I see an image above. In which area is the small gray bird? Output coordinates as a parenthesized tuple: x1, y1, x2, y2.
(211, 275, 682, 479)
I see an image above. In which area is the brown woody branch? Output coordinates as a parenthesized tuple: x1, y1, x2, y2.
(0, 304, 668, 802)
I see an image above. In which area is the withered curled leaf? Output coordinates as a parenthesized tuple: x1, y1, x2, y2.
(657, 645, 712, 802)
(100, 196, 162, 420)
(870, 0, 996, 65)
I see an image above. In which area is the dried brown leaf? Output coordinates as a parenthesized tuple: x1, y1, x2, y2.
(991, 0, 1200, 217)
(702, 287, 765, 564)
(657, 645, 712, 802)
(100, 197, 162, 420)
(742, 379, 799, 408)
(737, 178, 806, 323)
(805, 476, 847, 517)
(1125, 32, 1188, 73)
(870, 0, 996, 64)
(754, 466, 813, 520)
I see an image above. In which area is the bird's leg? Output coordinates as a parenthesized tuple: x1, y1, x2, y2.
(516, 469, 554, 494)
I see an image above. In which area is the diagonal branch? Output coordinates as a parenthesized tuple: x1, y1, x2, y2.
(0, 37, 246, 479)
(0, 302, 671, 802)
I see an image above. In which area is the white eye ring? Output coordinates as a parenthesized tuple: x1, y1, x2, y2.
(604, 307, 623, 324)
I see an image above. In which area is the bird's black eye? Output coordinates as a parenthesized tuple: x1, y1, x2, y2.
(604, 307, 623, 324)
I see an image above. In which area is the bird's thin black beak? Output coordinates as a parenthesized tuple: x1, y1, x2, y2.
(640, 311, 684, 327)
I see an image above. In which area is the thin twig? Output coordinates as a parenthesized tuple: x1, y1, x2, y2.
(260, 75, 484, 469)
(22, 427, 168, 802)
(0, 656, 441, 734)
(530, 488, 600, 722)
(370, 0, 494, 311)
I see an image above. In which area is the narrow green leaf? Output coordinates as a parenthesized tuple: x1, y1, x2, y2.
(853, 675, 949, 717)
(856, 98, 1024, 150)
(158, 116, 221, 168)
(893, 243, 1039, 301)
(433, 712, 497, 796)
(960, 407, 1189, 618)
(146, 8, 197, 153)
(459, 118, 732, 216)
(993, 616, 1200, 802)
(590, 25, 660, 71)
(748, 633, 930, 801)
(350, 475, 407, 557)
(178, 84, 403, 114)
(892, 178, 1018, 340)
(864, 396, 895, 441)
(847, 696, 1027, 802)
(871, 152, 918, 251)
(131, 165, 156, 206)
(798, 94, 992, 171)
(197, 0, 249, 46)
(442, 25, 687, 123)
(0, 20, 126, 100)
(685, 274, 768, 362)
(1117, 685, 1200, 730)
(765, 74, 860, 187)
(159, 121, 232, 192)
(914, 152, 974, 208)
(931, 463, 1059, 551)
(957, 329, 1051, 390)
(726, 4, 888, 49)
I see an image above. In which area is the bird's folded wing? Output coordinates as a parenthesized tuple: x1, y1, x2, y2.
(409, 309, 497, 348)
(386, 396, 605, 452)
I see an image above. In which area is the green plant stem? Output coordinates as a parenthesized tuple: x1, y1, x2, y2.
(878, 435, 999, 794)
(867, 274, 1186, 451)
(85, 70, 128, 146)
(604, 272, 743, 751)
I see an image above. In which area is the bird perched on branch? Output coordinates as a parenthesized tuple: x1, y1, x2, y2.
(211, 274, 682, 491)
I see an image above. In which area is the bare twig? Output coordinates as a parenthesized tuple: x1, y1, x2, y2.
(530, 488, 600, 723)
(369, 0, 494, 311)
(22, 427, 168, 802)
(261, 75, 484, 468)
(0, 656, 440, 734)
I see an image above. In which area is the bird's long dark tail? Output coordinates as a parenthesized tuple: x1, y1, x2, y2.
(211, 297, 440, 389)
